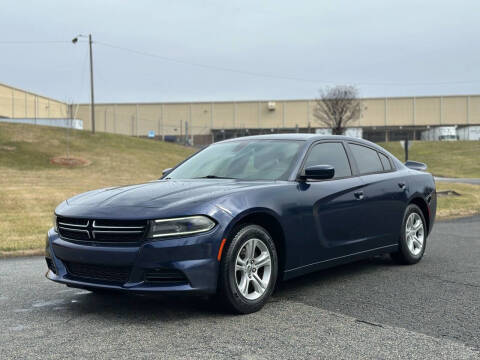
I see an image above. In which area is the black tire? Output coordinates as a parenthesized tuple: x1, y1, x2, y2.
(391, 204, 427, 265)
(218, 224, 278, 314)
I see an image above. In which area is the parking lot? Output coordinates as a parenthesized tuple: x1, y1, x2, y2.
(1, 216, 479, 359)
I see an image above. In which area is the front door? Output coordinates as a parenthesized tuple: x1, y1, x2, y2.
(296, 141, 367, 265)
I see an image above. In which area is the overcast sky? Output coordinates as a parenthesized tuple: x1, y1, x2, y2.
(1, 0, 479, 103)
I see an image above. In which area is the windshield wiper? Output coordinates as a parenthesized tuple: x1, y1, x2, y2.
(194, 175, 237, 179)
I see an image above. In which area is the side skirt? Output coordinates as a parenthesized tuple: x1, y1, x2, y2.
(282, 244, 398, 281)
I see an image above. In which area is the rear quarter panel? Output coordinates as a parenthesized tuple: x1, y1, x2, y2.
(406, 170, 436, 233)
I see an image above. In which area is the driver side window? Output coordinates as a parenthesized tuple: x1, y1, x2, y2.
(304, 142, 352, 178)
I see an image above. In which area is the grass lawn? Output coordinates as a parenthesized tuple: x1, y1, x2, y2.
(1, 123, 479, 254)
(435, 182, 480, 219)
(0, 123, 194, 253)
(379, 141, 480, 178)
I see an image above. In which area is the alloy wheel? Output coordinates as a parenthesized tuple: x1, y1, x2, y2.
(405, 212, 424, 256)
(234, 238, 272, 300)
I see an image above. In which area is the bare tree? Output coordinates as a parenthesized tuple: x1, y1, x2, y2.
(313, 85, 363, 135)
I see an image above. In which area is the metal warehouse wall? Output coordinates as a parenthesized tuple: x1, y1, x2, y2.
(75, 95, 480, 136)
(2, 82, 480, 137)
(0, 83, 68, 119)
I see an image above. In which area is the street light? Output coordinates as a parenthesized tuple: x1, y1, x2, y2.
(72, 34, 95, 134)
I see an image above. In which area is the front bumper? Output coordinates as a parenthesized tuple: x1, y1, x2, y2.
(45, 226, 224, 294)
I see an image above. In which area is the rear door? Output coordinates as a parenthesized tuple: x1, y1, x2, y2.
(347, 142, 406, 246)
(295, 141, 366, 264)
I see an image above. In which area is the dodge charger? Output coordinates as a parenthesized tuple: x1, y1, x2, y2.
(45, 134, 436, 313)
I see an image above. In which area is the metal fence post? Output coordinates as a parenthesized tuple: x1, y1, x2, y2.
(113, 104, 117, 134)
(136, 104, 139, 137)
(11, 88, 14, 118)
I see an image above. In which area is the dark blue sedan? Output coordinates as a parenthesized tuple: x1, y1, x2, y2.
(46, 134, 436, 313)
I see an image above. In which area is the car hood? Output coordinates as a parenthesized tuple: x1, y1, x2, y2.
(64, 179, 274, 210)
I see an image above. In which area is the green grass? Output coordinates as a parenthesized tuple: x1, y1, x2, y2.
(379, 141, 480, 178)
(0, 122, 194, 253)
(435, 182, 480, 219)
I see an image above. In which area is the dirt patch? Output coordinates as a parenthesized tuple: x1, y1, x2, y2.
(50, 156, 91, 167)
(0, 145, 16, 151)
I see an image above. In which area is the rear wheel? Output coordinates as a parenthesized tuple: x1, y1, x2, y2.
(391, 204, 427, 264)
(218, 224, 278, 314)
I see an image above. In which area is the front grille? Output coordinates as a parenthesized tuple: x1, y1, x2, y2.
(144, 268, 189, 285)
(64, 261, 131, 284)
(57, 217, 148, 246)
(45, 258, 57, 274)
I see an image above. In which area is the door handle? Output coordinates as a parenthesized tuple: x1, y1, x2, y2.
(354, 191, 364, 200)
(398, 182, 407, 190)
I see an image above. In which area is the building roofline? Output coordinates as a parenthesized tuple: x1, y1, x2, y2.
(2, 81, 478, 106)
(0, 81, 66, 104)
(74, 93, 480, 106)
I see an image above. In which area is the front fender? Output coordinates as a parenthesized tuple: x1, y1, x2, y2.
(221, 207, 284, 240)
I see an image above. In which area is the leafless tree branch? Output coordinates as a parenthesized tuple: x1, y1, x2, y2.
(313, 85, 364, 135)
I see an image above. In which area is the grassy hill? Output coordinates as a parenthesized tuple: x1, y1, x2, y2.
(0, 123, 479, 254)
(379, 141, 480, 178)
(0, 122, 194, 253)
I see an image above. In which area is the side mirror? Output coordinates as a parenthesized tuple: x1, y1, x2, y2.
(301, 165, 335, 180)
(162, 168, 173, 177)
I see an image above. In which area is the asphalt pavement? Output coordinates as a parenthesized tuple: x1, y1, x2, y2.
(1, 217, 479, 359)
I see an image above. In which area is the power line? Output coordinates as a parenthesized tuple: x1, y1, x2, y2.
(0, 40, 71, 44)
(1, 38, 479, 87)
(95, 40, 480, 87)
(95, 41, 329, 84)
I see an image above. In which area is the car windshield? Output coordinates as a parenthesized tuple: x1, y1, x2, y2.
(166, 140, 304, 181)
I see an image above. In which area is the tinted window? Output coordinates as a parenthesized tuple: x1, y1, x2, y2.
(304, 142, 351, 178)
(349, 143, 383, 174)
(379, 153, 392, 171)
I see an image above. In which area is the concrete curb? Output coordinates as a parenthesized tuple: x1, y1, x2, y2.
(435, 177, 480, 185)
(0, 249, 44, 259)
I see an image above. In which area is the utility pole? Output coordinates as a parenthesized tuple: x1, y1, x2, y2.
(72, 34, 95, 133)
(88, 34, 95, 134)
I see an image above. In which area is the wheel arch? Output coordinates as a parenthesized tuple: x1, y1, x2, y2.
(223, 208, 287, 278)
(408, 196, 430, 235)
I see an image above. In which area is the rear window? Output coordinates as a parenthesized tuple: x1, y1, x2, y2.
(379, 153, 392, 171)
(349, 143, 383, 174)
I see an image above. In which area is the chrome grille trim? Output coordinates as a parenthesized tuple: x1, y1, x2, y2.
(58, 221, 89, 228)
(92, 220, 144, 229)
(56, 217, 148, 246)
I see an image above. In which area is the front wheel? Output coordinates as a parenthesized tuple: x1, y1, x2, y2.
(391, 204, 427, 265)
(218, 224, 278, 314)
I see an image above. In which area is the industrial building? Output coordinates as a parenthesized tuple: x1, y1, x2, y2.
(1, 82, 480, 145)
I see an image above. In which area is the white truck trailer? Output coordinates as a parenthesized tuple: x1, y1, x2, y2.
(457, 126, 480, 140)
(421, 126, 457, 141)
(315, 128, 363, 138)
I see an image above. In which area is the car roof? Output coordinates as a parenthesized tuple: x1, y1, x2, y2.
(215, 133, 403, 168)
(216, 133, 379, 148)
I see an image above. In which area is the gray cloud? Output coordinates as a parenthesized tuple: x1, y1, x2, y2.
(1, 0, 479, 103)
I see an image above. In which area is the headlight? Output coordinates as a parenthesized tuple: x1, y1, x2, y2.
(53, 214, 58, 232)
(148, 216, 216, 238)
